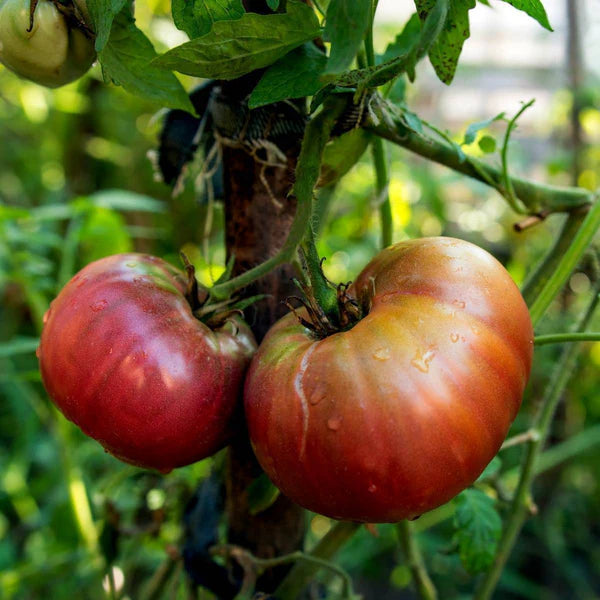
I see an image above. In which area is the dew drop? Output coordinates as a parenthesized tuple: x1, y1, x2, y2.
(91, 299, 108, 312)
(373, 347, 390, 361)
(133, 276, 144, 284)
(126, 262, 137, 268)
(309, 384, 327, 406)
(35, 346, 41, 358)
(368, 484, 377, 493)
(411, 347, 436, 373)
(450, 333, 459, 343)
(470, 324, 480, 335)
(43, 309, 51, 324)
(76, 277, 88, 288)
(327, 417, 341, 431)
(452, 299, 466, 309)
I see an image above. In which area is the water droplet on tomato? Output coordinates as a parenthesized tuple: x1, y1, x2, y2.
(35, 346, 41, 358)
(452, 299, 466, 309)
(309, 384, 326, 406)
(76, 277, 88, 288)
(91, 299, 108, 312)
(327, 417, 341, 431)
(411, 347, 436, 373)
(373, 347, 390, 361)
(368, 484, 377, 493)
(126, 262, 137, 268)
(450, 333, 459, 343)
(43, 309, 51, 324)
(470, 324, 480, 335)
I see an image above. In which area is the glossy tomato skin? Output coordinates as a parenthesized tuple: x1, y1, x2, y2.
(244, 237, 533, 522)
(0, 0, 95, 88)
(39, 254, 256, 472)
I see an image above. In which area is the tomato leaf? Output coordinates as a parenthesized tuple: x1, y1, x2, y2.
(171, 0, 244, 40)
(154, 1, 321, 80)
(249, 44, 327, 109)
(498, 0, 552, 31)
(476, 456, 502, 481)
(98, 12, 194, 113)
(247, 473, 280, 515)
(319, 129, 372, 187)
(452, 489, 502, 574)
(85, 0, 128, 52)
(380, 14, 422, 63)
(415, 0, 476, 85)
(478, 135, 497, 153)
(462, 112, 505, 145)
(323, 0, 371, 75)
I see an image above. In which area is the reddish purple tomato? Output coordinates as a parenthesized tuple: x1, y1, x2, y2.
(244, 237, 533, 522)
(38, 254, 256, 472)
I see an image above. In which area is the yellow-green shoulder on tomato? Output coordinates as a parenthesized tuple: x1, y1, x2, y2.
(0, 0, 95, 88)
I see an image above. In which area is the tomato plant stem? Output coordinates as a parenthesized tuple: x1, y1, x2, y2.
(534, 332, 600, 345)
(274, 521, 360, 598)
(521, 210, 587, 305)
(397, 520, 438, 600)
(528, 197, 600, 326)
(367, 99, 595, 213)
(475, 276, 600, 600)
(372, 136, 393, 248)
(209, 97, 347, 302)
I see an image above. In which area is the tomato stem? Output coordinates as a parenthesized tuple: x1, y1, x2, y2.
(475, 275, 600, 600)
(397, 520, 438, 600)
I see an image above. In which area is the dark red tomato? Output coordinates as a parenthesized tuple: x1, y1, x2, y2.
(38, 254, 256, 472)
(244, 237, 533, 522)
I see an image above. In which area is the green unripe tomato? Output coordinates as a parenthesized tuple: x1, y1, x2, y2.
(0, 0, 95, 88)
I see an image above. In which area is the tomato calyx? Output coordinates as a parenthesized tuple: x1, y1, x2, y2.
(32, 0, 95, 39)
(179, 252, 265, 330)
(287, 275, 362, 339)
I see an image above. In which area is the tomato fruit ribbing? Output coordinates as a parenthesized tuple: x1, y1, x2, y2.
(244, 237, 534, 522)
(38, 254, 256, 472)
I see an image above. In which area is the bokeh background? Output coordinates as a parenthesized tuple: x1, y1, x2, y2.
(1, 0, 599, 598)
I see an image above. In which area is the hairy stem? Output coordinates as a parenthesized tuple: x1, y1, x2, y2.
(366, 99, 594, 214)
(275, 521, 360, 598)
(397, 520, 438, 600)
(475, 277, 600, 600)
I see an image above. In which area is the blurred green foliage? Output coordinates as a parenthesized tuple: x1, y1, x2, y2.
(1, 9, 600, 600)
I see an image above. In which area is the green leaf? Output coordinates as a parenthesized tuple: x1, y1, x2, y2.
(79, 208, 133, 265)
(478, 135, 497, 153)
(98, 12, 194, 113)
(85, 0, 128, 52)
(154, 1, 321, 80)
(415, 0, 476, 85)
(247, 473, 281, 515)
(319, 129, 372, 187)
(477, 456, 502, 481)
(453, 489, 502, 574)
(171, 0, 244, 40)
(249, 44, 327, 109)
(267, 0, 280, 9)
(381, 14, 422, 63)
(462, 112, 505, 145)
(0, 337, 40, 359)
(498, 0, 552, 31)
(324, 0, 371, 74)
(90, 190, 166, 213)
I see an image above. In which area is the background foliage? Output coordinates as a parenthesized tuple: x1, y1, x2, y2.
(0, 0, 599, 598)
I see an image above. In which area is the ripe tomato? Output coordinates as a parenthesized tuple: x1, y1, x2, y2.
(0, 0, 95, 88)
(244, 238, 533, 522)
(38, 254, 256, 472)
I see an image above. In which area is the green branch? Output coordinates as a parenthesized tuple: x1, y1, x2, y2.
(275, 521, 360, 599)
(528, 198, 600, 325)
(209, 98, 347, 301)
(475, 277, 600, 600)
(366, 98, 594, 214)
(397, 520, 438, 600)
(535, 332, 600, 345)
